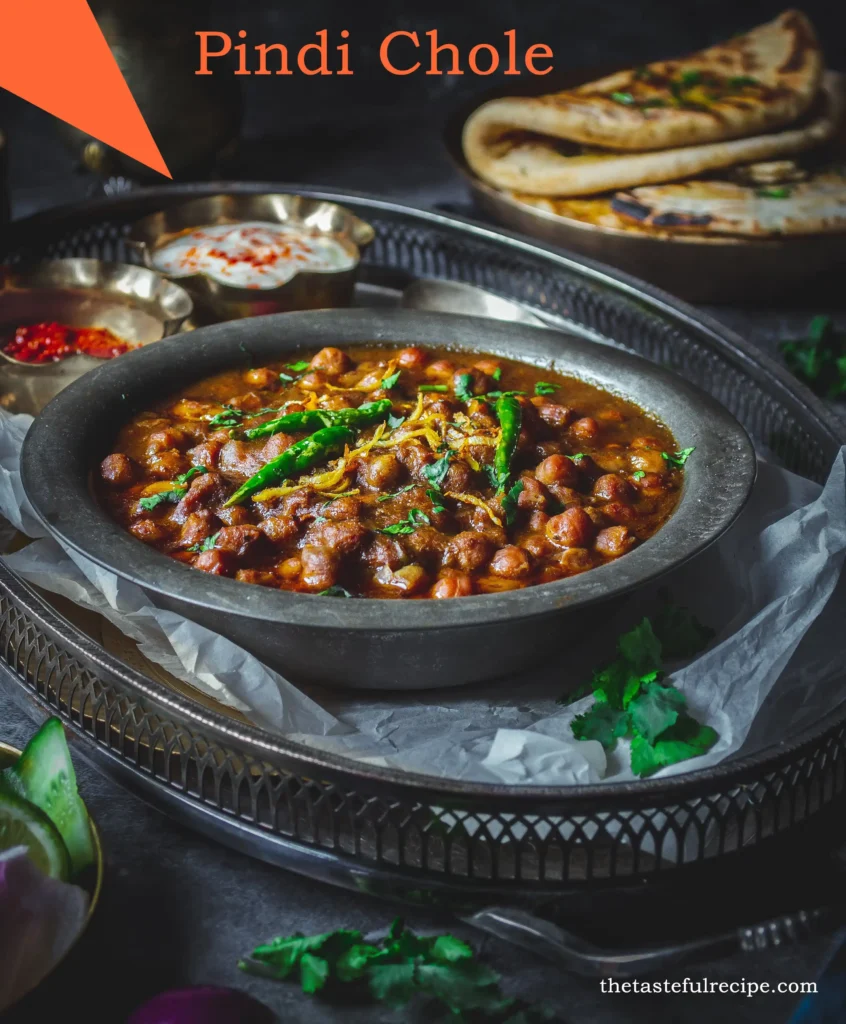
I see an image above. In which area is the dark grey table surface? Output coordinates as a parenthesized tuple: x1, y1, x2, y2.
(1, 93, 845, 1024)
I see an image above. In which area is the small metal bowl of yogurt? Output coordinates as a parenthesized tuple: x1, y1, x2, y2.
(127, 193, 375, 325)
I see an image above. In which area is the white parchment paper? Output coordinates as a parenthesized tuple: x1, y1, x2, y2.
(2, 408, 845, 789)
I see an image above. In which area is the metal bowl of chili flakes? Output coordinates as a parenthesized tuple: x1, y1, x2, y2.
(19, 309, 755, 691)
(0, 259, 192, 416)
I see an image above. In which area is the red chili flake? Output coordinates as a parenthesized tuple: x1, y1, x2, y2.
(2, 322, 132, 364)
(73, 327, 132, 359)
(4, 322, 75, 363)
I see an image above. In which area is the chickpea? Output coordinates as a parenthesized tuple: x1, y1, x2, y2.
(517, 476, 548, 512)
(425, 359, 455, 378)
(546, 507, 596, 549)
(570, 417, 600, 442)
(100, 453, 135, 488)
(522, 534, 549, 559)
(359, 452, 403, 491)
(593, 474, 634, 502)
(445, 531, 495, 573)
(489, 546, 532, 579)
(149, 449, 190, 479)
(195, 550, 232, 576)
(276, 557, 303, 580)
(309, 347, 350, 376)
(300, 545, 339, 590)
(431, 573, 474, 598)
(537, 403, 574, 429)
(528, 510, 550, 533)
(397, 346, 428, 370)
(243, 367, 277, 388)
(473, 358, 501, 376)
(535, 454, 580, 487)
(595, 526, 637, 558)
(554, 547, 595, 575)
(130, 519, 170, 545)
(630, 449, 667, 475)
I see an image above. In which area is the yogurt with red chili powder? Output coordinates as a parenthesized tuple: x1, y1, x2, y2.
(152, 222, 357, 289)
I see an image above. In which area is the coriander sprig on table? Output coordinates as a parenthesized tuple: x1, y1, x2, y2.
(239, 918, 554, 1021)
(564, 601, 717, 777)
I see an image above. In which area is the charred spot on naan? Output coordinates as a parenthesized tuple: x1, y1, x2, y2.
(612, 193, 714, 229)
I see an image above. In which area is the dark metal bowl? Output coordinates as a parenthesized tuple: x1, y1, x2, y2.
(20, 309, 755, 691)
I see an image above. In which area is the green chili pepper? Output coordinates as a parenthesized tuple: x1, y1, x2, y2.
(493, 394, 522, 493)
(243, 399, 392, 441)
(224, 425, 355, 506)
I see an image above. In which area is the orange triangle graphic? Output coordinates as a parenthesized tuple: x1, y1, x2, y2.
(0, 0, 171, 178)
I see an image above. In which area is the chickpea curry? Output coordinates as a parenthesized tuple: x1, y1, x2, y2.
(97, 345, 689, 599)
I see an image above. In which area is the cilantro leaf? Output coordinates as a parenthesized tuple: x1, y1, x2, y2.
(380, 369, 401, 390)
(567, 609, 718, 776)
(566, 453, 587, 463)
(779, 315, 846, 399)
(300, 953, 329, 994)
(662, 446, 695, 468)
(454, 373, 475, 402)
(618, 618, 662, 675)
(491, 367, 503, 381)
(381, 509, 430, 535)
(138, 488, 186, 511)
(175, 466, 207, 487)
(187, 531, 219, 554)
(286, 360, 311, 373)
(317, 585, 355, 598)
(431, 934, 474, 963)
(611, 91, 635, 105)
(387, 411, 406, 429)
(756, 186, 792, 199)
(377, 483, 416, 502)
(631, 715, 718, 777)
(501, 479, 525, 526)
(534, 381, 558, 396)
(627, 680, 686, 743)
(571, 702, 628, 750)
(652, 598, 715, 659)
(632, 470, 646, 481)
(248, 931, 346, 979)
(426, 488, 446, 513)
(421, 451, 452, 491)
(368, 962, 417, 1008)
(680, 68, 701, 86)
(417, 961, 509, 1015)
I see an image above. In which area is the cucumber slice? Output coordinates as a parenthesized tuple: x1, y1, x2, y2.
(5, 718, 95, 875)
(0, 787, 71, 880)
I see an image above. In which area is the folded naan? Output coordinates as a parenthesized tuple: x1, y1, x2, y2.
(465, 71, 840, 198)
(463, 10, 828, 197)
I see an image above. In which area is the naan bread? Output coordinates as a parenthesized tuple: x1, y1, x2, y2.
(465, 11, 821, 154)
(611, 166, 846, 236)
(464, 72, 841, 198)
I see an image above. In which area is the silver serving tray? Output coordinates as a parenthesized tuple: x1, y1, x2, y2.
(0, 184, 844, 906)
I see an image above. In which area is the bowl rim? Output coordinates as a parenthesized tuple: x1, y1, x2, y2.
(0, 256, 194, 326)
(20, 308, 756, 633)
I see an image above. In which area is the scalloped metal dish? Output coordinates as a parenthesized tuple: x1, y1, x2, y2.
(1, 183, 845, 905)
